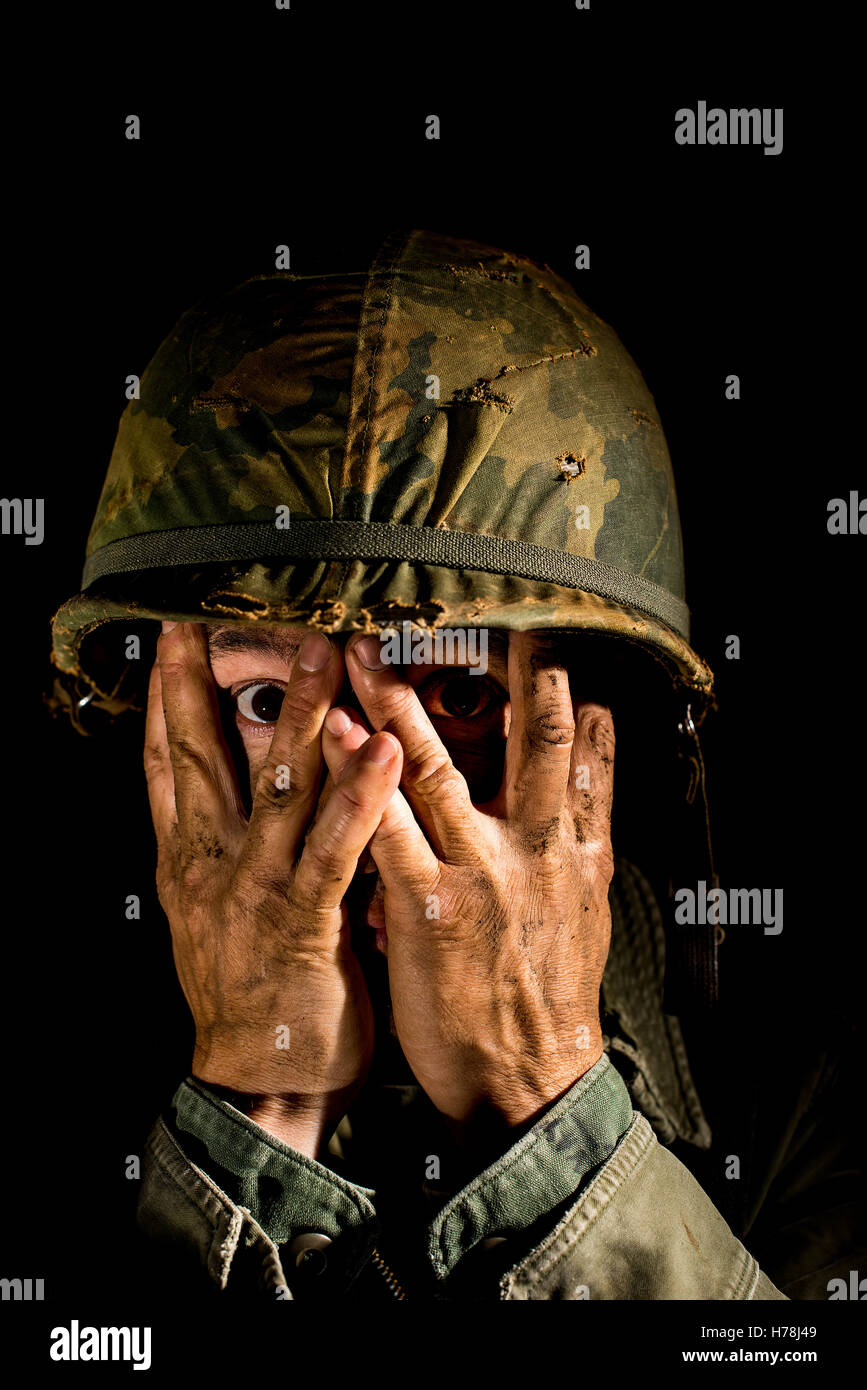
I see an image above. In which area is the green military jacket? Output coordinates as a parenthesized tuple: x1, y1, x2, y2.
(135, 860, 786, 1301)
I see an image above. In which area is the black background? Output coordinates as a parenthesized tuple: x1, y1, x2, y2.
(2, 0, 861, 1360)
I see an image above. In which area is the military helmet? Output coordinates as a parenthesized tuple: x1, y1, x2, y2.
(50, 228, 713, 720)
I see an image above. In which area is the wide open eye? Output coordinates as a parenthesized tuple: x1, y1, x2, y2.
(235, 681, 286, 725)
(420, 672, 502, 720)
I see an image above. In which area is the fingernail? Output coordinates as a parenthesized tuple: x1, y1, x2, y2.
(298, 632, 331, 671)
(354, 635, 385, 671)
(161, 621, 178, 634)
(325, 708, 353, 736)
(365, 732, 397, 763)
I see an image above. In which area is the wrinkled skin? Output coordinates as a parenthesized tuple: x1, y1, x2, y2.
(146, 624, 402, 1156)
(144, 621, 615, 1158)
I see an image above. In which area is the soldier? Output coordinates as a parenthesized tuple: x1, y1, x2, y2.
(49, 231, 856, 1300)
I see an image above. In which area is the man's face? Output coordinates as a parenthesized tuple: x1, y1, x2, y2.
(205, 623, 511, 970)
(148, 619, 616, 1097)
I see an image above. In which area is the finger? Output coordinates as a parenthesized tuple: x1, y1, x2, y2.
(368, 785, 441, 898)
(157, 622, 245, 851)
(242, 632, 346, 876)
(344, 632, 480, 864)
(316, 707, 379, 873)
(501, 630, 575, 833)
(321, 705, 374, 781)
(570, 702, 616, 847)
(143, 658, 180, 864)
(293, 731, 405, 910)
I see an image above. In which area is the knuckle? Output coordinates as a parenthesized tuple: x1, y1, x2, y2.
(254, 764, 303, 812)
(371, 815, 406, 853)
(588, 837, 615, 882)
(155, 863, 177, 905)
(402, 746, 462, 800)
(169, 737, 215, 779)
(387, 686, 419, 721)
(156, 658, 189, 685)
(525, 711, 575, 752)
(177, 854, 209, 895)
(365, 685, 418, 736)
(586, 713, 615, 756)
(278, 685, 322, 732)
(143, 741, 167, 775)
(335, 779, 379, 818)
(301, 836, 343, 885)
(596, 728, 616, 765)
(245, 871, 287, 905)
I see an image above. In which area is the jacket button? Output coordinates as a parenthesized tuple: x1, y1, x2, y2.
(481, 1235, 508, 1251)
(288, 1232, 332, 1275)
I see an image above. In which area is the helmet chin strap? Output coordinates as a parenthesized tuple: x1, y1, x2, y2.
(663, 702, 720, 1012)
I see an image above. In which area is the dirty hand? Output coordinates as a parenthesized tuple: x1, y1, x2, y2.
(331, 630, 615, 1140)
(144, 622, 403, 1157)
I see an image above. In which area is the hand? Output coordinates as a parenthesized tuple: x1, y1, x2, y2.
(143, 622, 403, 1157)
(329, 630, 615, 1142)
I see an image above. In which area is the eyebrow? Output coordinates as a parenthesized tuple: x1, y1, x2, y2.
(206, 626, 301, 661)
(205, 624, 509, 668)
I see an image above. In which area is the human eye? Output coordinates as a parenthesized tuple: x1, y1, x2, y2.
(418, 671, 504, 721)
(233, 680, 286, 728)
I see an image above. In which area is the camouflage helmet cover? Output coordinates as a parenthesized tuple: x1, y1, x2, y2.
(50, 228, 713, 716)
